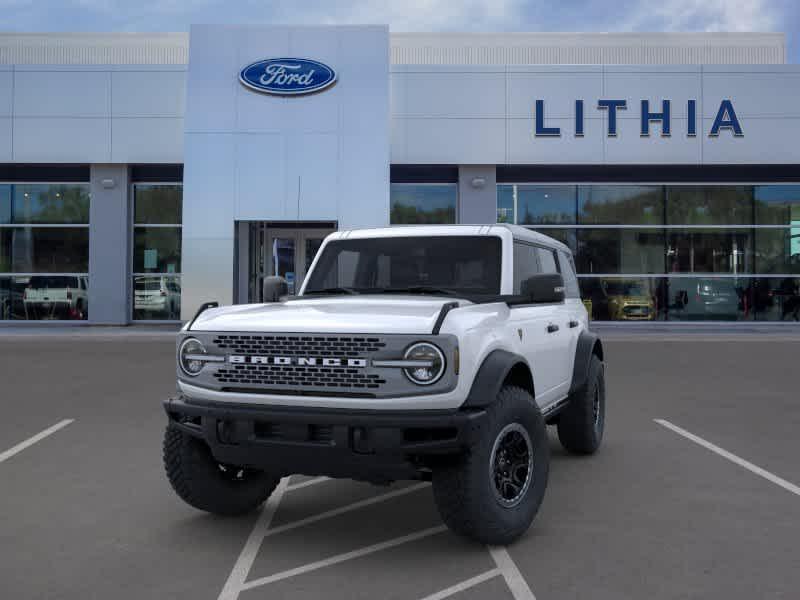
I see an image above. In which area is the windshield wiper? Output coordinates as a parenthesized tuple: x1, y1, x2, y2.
(378, 286, 462, 297)
(303, 287, 359, 296)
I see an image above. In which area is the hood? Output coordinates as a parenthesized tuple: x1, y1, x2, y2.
(190, 295, 465, 334)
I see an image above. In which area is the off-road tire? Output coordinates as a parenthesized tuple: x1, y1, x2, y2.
(163, 426, 280, 516)
(557, 354, 605, 455)
(432, 385, 549, 545)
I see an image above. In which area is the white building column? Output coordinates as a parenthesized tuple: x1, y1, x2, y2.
(458, 166, 497, 224)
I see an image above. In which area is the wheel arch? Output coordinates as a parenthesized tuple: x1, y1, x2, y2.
(462, 349, 535, 408)
(569, 330, 604, 396)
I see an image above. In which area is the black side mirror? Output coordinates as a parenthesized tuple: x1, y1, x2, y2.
(521, 273, 565, 304)
(262, 276, 289, 302)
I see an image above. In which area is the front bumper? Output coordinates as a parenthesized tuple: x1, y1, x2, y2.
(164, 395, 485, 482)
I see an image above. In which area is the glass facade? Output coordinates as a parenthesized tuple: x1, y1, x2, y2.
(499, 184, 800, 321)
(390, 183, 457, 224)
(132, 184, 182, 320)
(0, 183, 90, 320)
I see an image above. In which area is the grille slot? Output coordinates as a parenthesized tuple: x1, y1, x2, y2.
(212, 335, 385, 357)
(214, 364, 386, 388)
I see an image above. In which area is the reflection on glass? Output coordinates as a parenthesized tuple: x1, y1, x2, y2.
(576, 229, 664, 274)
(273, 237, 296, 294)
(497, 185, 514, 223)
(0, 228, 90, 273)
(753, 278, 800, 321)
(0, 184, 90, 224)
(516, 185, 576, 224)
(134, 185, 183, 225)
(665, 277, 751, 321)
(666, 229, 753, 274)
(133, 228, 181, 273)
(754, 185, 800, 225)
(133, 275, 181, 320)
(666, 186, 752, 225)
(390, 184, 457, 224)
(305, 238, 323, 272)
(578, 185, 663, 225)
(755, 228, 800, 274)
(0, 275, 89, 320)
(579, 277, 666, 321)
(531, 229, 576, 253)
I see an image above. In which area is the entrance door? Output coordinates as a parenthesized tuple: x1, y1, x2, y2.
(248, 224, 334, 301)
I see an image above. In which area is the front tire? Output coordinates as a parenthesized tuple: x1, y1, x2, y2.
(432, 386, 549, 545)
(557, 354, 605, 454)
(163, 426, 280, 515)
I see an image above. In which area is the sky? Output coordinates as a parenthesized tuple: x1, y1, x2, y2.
(0, 0, 797, 62)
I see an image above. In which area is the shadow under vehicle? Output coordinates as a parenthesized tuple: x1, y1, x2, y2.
(23, 275, 88, 320)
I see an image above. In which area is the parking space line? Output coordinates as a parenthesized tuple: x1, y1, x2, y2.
(0, 419, 75, 464)
(488, 547, 537, 600)
(217, 477, 289, 600)
(264, 482, 430, 537)
(286, 476, 330, 491)
(417, 569, 501, 600)
(240, 525, 448, 591)
(655, 419, 800, 497)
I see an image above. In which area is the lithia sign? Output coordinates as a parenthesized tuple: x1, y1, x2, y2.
(535, 99, 743, 138)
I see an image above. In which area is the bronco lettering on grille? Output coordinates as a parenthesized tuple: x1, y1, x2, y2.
(228, 355, 368, 367)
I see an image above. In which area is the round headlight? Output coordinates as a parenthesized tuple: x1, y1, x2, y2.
(403, 342, 445, 385)
(179, 337, 207, 377)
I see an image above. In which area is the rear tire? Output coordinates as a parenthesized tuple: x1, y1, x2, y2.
(432, 385, 549, 545)
(557, 354, 605, 454)
(163, 426, 280, 516)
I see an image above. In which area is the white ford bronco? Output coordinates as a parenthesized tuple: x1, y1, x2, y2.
(163, 225, 605, 544)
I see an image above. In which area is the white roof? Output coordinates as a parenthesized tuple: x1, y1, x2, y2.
(0, 31, 785, 65)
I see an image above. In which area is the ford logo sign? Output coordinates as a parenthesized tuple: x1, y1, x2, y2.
(239, 58, 337, 96)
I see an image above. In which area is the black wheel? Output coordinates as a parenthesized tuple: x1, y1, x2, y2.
(163, 426, 280, 516)
(432, 385, 549, 545)
(557, 354, 605, 455)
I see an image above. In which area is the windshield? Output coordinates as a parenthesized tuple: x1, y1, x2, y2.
(605, 281, 646, 296)
(303, 236, 502, 297)
(28, 276, 78, 289)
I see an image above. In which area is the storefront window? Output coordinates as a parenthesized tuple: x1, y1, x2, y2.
(132, 184, 182, 320)
(665, 276, 752, 321)
(666, 186, 753, 225)
(578, 185, 663, 225)
(666, 229, 753, 274)
(576, 229, 665, 274)
(752, 277, 800, 321)
(754, 185, 800, 225)
(497, 185, 575, 224)
(579, 277, 667, 321)
(755, 228, 800, 274)
(0, 183, 90, 321)
(390, 184, 456, 224)
(531, 228, 576, 253)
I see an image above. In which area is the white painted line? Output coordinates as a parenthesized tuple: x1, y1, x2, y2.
(241, 525, 448, 591)
(264, 482, 431, 537)
(488, 546, 537, 600)
(286, 476, 330, 491)
(217, 477, 289, 600)
(655, 419, 800, 498)
(417, 569, 501, 600)
(0, 419, 74, 464)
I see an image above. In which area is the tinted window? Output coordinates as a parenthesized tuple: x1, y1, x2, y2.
(579, 185, 663, 225)
(304, 236, 502, 296)
(558, 251, 580, 298)
(390, 184, 457, 224)
(576, 229, 664, 274)
(536, 247, 559, 274)
(755, 185, 800, 225)
(666, 186, 752, 225)
(513, 243, 540, 293)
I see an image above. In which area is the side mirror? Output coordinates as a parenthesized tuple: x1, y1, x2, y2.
(521, 273, 565, 304)
(262, 276, 289, 302)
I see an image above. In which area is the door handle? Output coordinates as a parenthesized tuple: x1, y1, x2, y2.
(547, 323, 559, 333)
(569, 320, 579, 328)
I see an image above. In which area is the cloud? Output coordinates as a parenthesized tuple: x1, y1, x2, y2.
(623, 0, 780, 32)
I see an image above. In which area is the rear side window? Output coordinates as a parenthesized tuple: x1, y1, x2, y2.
(513, 242, 540, 293)
(558, 250, 581, 298)
(535, 247, 559, 274)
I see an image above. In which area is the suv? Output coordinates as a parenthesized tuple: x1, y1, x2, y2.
(23, 275, 88, 320)
(163, 225, 605, 544)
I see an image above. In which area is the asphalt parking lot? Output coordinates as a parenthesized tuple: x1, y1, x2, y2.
(1, 328, 799, 600)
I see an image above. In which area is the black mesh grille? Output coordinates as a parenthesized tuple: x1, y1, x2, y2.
(213, 363, 387, 389)
(212, 335, 386, 357)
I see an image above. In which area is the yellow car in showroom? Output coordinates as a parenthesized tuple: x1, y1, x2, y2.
(603, 279, 656, 321)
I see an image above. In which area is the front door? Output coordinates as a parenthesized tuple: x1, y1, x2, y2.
(249, 225, 334, 301)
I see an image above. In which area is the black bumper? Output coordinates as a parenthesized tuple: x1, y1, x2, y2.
(163, 396, 485, 482)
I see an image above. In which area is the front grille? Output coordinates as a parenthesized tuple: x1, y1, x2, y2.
(623, 305, 650, 316)
(213, 363, 387, 389)
(212, 335, 386, 357)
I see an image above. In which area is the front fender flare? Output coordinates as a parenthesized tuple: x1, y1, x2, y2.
(462, 349, 533, 408)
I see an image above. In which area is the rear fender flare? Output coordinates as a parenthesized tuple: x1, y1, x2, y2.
(569, 330, 604, 396)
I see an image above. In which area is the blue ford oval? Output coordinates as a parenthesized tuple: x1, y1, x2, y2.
(239, 58, 337, 96)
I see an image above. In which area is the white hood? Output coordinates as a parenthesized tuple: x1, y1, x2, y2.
(190, 295, 466, 334)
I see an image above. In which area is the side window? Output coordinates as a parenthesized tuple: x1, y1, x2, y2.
(557, 250, 581, 298)
(513, 242, 540, 293)
(535, 247, 559, 274)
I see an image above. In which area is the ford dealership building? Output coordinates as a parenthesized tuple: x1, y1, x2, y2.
(0, 27, 798, 325)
